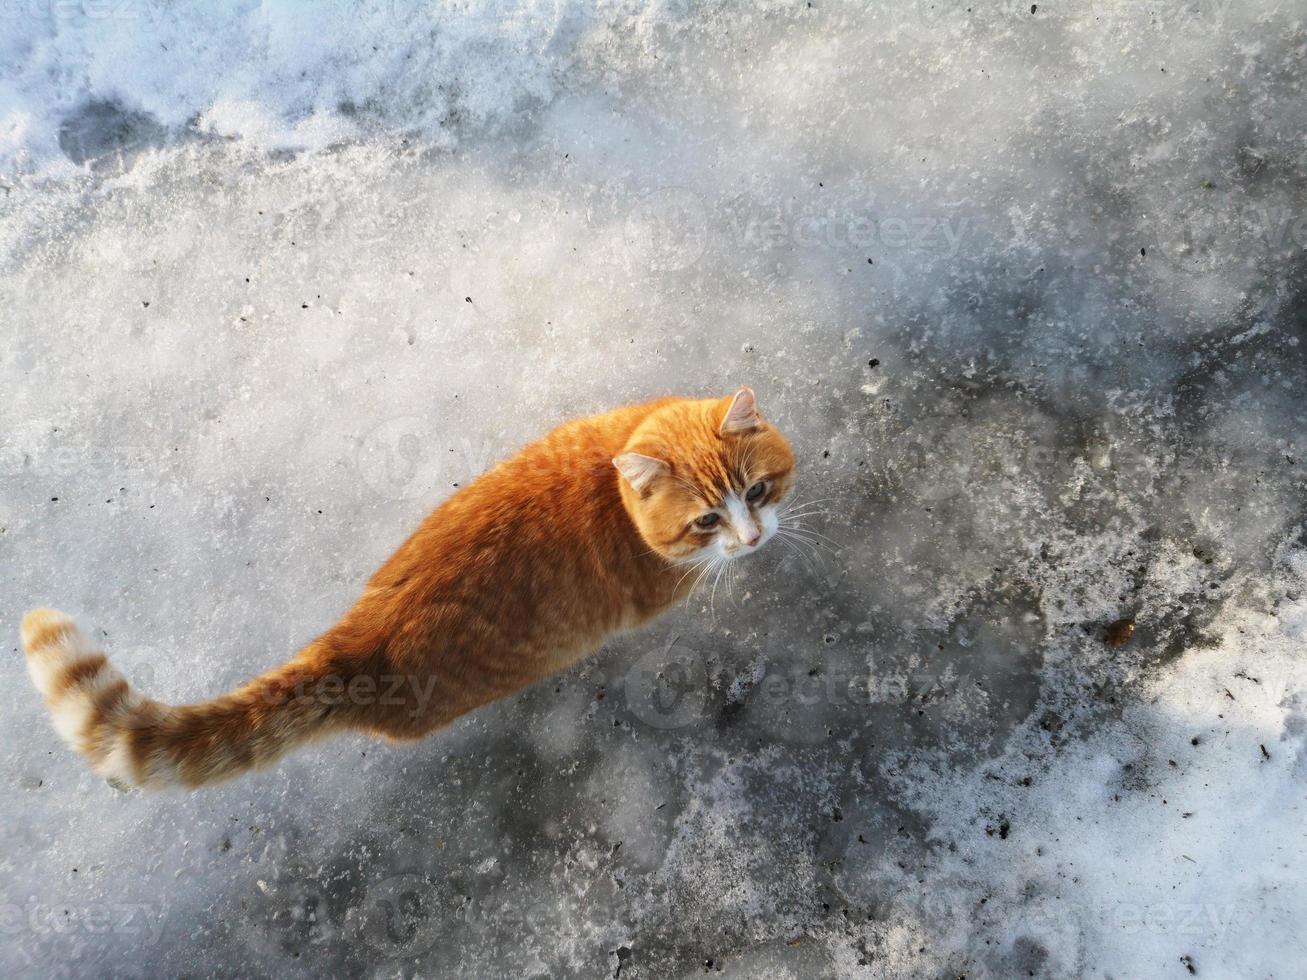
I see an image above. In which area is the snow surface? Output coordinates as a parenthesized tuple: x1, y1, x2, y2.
(3, 1, 1307, 977)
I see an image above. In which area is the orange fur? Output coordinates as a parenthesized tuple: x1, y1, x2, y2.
(20, 389, 795, 789)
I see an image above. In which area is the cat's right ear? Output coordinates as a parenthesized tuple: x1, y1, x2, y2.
(613, 452, 667, 494)
(719, 386, 761, 435)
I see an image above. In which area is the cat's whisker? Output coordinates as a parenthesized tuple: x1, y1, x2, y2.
(778, 530, 831, 567)
(695, 557, 728, 623)
(722, 559, 741, 606)
(671, 475, 709, 501)
(780, 513, 831, 530)
(673, 554, 715, 594)
(689, 556, 718, 603)
(779, 521, 841, 551)
(783, 547, 815, 571)
(779, 504, 833, 521)
(709, 559, 727, 613)
(776, 534, 819, 574)
(679, 559, 711, 590)
(778, 525, 822, 549)
(714, 557, 741, 616)
(778, 510, 831, 527)
(779, 499, 833, 515)
(779, 528, 839, 559)
(780, 493, 838, 510)
(781, 493, 837, 506)
(778, 530, 841, 554)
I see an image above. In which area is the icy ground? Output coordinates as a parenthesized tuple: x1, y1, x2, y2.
(3, 1, 1307, 977)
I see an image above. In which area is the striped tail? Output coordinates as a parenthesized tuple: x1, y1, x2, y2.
(20, 608, 351, 789)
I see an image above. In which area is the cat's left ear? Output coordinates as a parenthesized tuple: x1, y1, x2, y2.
(719, 386, 761, 435)
(613, 452, 668, 493)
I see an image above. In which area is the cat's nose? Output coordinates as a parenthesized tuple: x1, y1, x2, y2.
(741, 529, 761, 548)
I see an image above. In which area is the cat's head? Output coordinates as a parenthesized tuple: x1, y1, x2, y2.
(613, 387, 795, 564)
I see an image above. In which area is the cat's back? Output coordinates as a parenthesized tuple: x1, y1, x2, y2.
(366, 397, 675, 591)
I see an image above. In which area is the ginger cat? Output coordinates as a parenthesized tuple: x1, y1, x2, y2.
(20, 388, 796, 789)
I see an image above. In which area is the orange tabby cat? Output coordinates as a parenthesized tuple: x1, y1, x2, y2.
(20, 388, 795, 789)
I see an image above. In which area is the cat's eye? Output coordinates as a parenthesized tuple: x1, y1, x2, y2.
(745, 481, 768, 502)
(695, 512, 721, 529)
